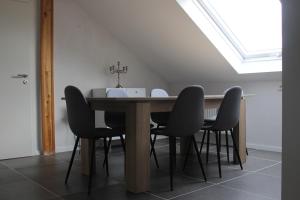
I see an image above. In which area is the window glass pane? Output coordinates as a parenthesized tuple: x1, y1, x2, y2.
(201, 0, 282, 55)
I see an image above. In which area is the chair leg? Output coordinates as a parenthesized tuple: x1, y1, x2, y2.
(169, 136, 176, 191)
(206, 131, 210, 164)
(218, 131, 222, 153)
(246, 148, 249, 156)
(102, 138, 111, 168)
(150, 134, 157, 157)
(225, 130, 230, 163)
(215, 131, 222, 178)
(152, 148, 160, 169)
(120, 135, 126, 152)
(230, 130, 243, 170)
(65, 136, 80, 184)
(103, 137, 110, 176)
(192, 136, 207, 181)
(150, 134, 160, 168)
(199, 131, 206, 154)
(182, 136, 193, 171)
(88, 139, 96, 195)
(107, 137, 112, 149)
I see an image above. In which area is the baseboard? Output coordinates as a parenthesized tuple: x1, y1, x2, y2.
(33, 150, 41, 156)
(247, 143, 282, 152)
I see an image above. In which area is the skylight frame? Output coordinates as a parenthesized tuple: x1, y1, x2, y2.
(176, 0, 282, 74)
(198, 0, 282, 61)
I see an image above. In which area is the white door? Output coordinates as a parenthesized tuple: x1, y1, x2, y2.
(0, 0, 38, 159)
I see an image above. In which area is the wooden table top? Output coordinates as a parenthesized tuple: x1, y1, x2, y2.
(86, 95, 231, 102)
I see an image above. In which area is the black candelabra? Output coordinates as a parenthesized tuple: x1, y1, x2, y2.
(109, 61, 128, 88)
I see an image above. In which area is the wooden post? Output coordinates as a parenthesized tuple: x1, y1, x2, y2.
(40, 0, 55, 155)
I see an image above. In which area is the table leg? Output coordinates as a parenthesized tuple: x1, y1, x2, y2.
(125, 103, 150, 193)
(80, 138, 96, 175)
(80, 109, 96, 176)
(233, 99, 247, 164)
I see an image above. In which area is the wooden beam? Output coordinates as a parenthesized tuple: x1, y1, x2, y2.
(40, 0, 55, 155)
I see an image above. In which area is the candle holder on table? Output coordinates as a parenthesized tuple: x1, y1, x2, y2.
(109, 61, 128, 88)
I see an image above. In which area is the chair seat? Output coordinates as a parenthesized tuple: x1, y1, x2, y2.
(204, 118, 215, 123)
(150, 127, 167, 135)
(94, 128, 123, 138)
(201, 124, 214, 131)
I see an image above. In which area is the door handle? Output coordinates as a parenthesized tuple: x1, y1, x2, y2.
(11, 74, 28, 78)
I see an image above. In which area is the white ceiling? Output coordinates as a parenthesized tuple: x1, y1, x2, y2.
(75, 0, 282, 83)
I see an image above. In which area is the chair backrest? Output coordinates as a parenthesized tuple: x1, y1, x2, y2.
(106, 88, 128, 98)
(166, 86, 204, 137)
(104, 88, 128, 129)
(213, 86, 242, 130)
(64, 86, 94, 138)
(151, 89, 169, 97)
(150, 89, 170, 126)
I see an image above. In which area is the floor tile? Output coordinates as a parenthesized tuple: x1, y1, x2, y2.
(36, 171, 119, 196)
(0, 163, 7, 169)
(172, 185, 272, 200)
(0, 180, 57, 200)
(0, 168, 25, 185)
(63, 184, 161, 200)
(183, 161, 247, 184)
(16, 160, 119, 196)
(225, 156, 278, 172)
(16, 163, 80, 182)
(1, 155, 67, 169)
(221, 173, 281, 200)
(148, 170, 211, 199)
(257, 163, 281, 178)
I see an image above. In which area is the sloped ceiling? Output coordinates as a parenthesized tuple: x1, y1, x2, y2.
(75, 0, 281, 83)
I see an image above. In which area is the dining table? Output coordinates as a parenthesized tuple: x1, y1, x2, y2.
(80, 95, 247, 193)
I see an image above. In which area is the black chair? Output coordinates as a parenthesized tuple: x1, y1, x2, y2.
(187, 86, 243, 178)
(64, 86, 124, 194)
(152, 86, 207, 190)
(150, 89, 170, 168)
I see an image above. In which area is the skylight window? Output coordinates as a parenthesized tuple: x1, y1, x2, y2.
(177, 0, 282, 74)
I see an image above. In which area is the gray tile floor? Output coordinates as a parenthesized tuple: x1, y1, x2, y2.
(0, 139, 281, 200)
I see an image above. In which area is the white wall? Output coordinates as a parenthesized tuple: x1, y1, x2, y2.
(282, 0, 300, 199)
(170, 80, 282, 152)
(54, 0, 169, 152)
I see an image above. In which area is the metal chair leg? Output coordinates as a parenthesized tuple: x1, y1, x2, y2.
(206, 131, 210, 164)
(150, 134, 157, 156)
(102, 138, 111, 168)
(192, 136, 207, 181)
(103, 137, 110, 176)
(102, 137, 111, 168)
(107, 137, 112, 149)
(88, 139, 95, 195)
(215, 131, 222, 178)
(225, 130, 230, 163)
(65, 136, 80, 184)
(169, 136, 176, 191)
(199, 131, 206, 154)
(218, 131, 221, 153)
(182, 136, 193, 171)
(150, 134, 159, 168)
(230, 130, 243, 170)
(120, 135, 126, 152)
